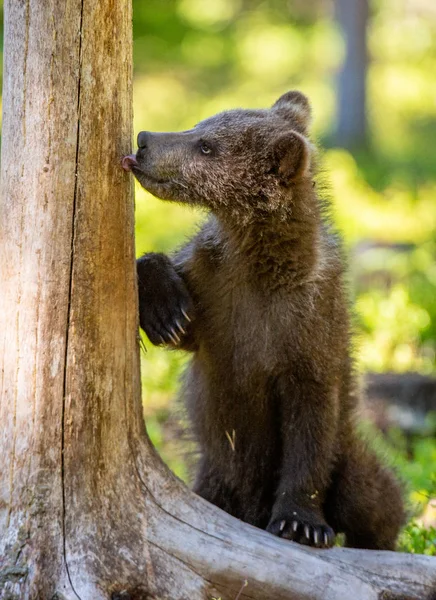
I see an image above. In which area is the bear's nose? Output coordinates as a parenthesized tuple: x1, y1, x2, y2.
(137, 131, 150, 149)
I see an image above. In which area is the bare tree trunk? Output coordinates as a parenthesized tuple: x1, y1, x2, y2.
(0, 1, 435, 599)
(334, 0, 369, 148)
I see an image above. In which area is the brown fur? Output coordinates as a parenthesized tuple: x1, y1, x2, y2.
(131, 91, 405, 549)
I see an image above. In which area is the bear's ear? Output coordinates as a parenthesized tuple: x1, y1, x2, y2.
(272, 90, 311, 134)
(272, 130, 311, 183)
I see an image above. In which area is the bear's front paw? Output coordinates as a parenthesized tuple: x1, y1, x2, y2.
(141, 295, 193, 347)
(137, 254, 195, 347)
(267, 509, 335, 548)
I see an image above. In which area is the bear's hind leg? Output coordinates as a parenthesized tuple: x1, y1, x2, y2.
(193, 457, 271, 528)
(193, 458, 244, 520)
(325, 439, 405, 550)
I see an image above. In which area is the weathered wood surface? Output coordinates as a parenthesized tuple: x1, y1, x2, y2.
(1, 1, 436, 599)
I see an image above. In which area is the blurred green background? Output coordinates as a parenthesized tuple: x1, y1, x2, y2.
(1, 0, 435, 553)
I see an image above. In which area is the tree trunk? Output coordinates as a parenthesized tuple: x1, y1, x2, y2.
(0, 1, 435, 599)
(334, 0, 369, 148)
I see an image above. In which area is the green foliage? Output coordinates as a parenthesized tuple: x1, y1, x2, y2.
(398, 441, 436, 555)
(399, 521, 436, 556)
(358, 422, 436, 554)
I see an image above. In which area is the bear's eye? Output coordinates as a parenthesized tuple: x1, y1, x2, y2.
(199, 141, 212, 155)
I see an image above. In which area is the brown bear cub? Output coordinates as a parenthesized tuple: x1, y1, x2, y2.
(122, 91, 405, 549)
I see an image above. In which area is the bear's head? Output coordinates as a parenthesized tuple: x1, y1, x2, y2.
(122, 91, 313, 219)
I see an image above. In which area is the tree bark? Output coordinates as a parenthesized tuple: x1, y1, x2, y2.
(334, 0, 369, 148)
(0, 1, 436, 599)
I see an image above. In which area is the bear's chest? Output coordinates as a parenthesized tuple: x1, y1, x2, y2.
(191, 260, 295, 379)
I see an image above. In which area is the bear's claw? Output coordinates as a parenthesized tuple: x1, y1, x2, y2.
(137, 253, 195, 348)
(267, 514, 335, 548)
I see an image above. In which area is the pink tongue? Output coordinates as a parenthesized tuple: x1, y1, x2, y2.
(121, 154, 138, 171)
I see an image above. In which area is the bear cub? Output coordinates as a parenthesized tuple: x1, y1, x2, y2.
(122, 91, 405, 549)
